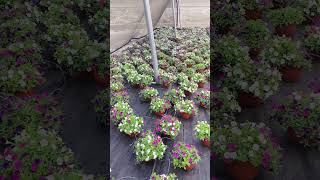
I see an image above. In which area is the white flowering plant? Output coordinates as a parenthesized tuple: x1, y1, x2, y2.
(171, 142, 201, 170)
(260, 37, 311, 69)
(110, 81, 124, 93)
(134, 130, 167, 162)
(223, 61, 281, 100)
(110, 102, 133, 125)
(305, 27, 320, 54)
(118, 114, 144, 135)
(267, 7, 305, 27)
(164, 88, 186, 105)
(270, 91, 320, 148)
(301, 0, 320, 18)
(138, 63, 154, 76)
(150, 98, 171, 113)
(180, 80, 198, 94)
(241, 20, 270, 49)
(155, 115, 181, 139)
(175, 100, 196, 115)
(194, 121, 210, 141)
(140, 87, 159, 101)
(126, 70, 142, 85)
(159, 70, 177, 85)
(211, 121, 282, 172)
(194, 90, 210, 108)
(192, 73, 206, 84)
(176, 72, 188, 83)
(150, 172, 177, 180)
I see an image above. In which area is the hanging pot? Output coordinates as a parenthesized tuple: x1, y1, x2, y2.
(225, 161, 259, 180)
(245, 9, 262, 20)
(238, 92, 262, 107)
(180, 112, 192, 120)
(280, 67, 301, 83)
(276, 24, 297, 37)
(198, 82, 205, 88)
(201, 138, 210, 147)
(185, 164, 196, 171)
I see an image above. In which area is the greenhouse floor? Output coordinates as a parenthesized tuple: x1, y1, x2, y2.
(110, 83, 210, 180)
(212, 63, 320, 180)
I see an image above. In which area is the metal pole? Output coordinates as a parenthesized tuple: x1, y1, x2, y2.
(171, 0, 177, 38)
(143, 0, 159, 82)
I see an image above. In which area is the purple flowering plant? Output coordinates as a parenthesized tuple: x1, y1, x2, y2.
(118, 114, 144, 135)
(164, 88, 185, 106)
(211, 121, 282, 173)
(194, 90, 210, 108)
(171, 142, 201, 170)
(150, 172, 177, 180)
(110, 101, 133, 125)
(139, 87, 159, 102)
(154, 115, 181, 139)
(270, 91, 320, 148)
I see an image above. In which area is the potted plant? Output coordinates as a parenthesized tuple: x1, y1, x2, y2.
(194, 90, 210, 109)
(193, 73, 206, 88)
(241, 20, 270, 58)
(175, 100, 196, 120)
(180, 80, 198, 97)
(223, 61, 281, 107)
(150, 97, 171, 117)
(194, 121, 210, 147)
(239, 0, 272, 19)
(171, 142, 201, 171)
(304, 26, 320, 62)
(118, 114, 144, 138)
(155, 115, 181, 139)
(110, 81, 124, 93)
(301, 0, 320, 25)
(267, 7, 305, 37)
(0, 63, 45, 97)
(185, 59, 195, 68)
(176, 72, 189, 83)
(126, 70, 143, 88)
(138, 63, 154, 76)
(140, 75, 154, 89)
(139, 87, 159, 102)
(110, 101, 133, 125)
(211, 2, 245, 34)
(149, 172, 177, 180)
(270, 91, 320, 148)
(159, 70, 176, 88)
(260, 36, 311, 82)
(164, 88, 186, 106)
(194, 63, 206, 73)
(211, 121, 282, 180)
(110, 90, 129, 106)
(211, 88, 241, 123)
(134, 130, 167, 163)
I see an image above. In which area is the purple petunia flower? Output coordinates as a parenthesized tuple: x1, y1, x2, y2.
(172, 152, 179, 158)
(262, 151, 270, 169)
(13, 160, 22, 171)
(11, 171, 20, 180)
(303, 108, 311, 117)
(227, 143, 237, 152)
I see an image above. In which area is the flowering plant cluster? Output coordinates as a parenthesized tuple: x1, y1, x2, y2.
(155, 115, 181, 139)
(194, 121, 210, 141)
(301, 0, 320, 18)
(150, 172, 177, 180)
(192, 73, 206, 84)
(260, 37, 311, 69)
(305, 27, 320, 54)
(118, 114, 144, 136)
(180, 80, 198, 94)
(211, 121, 282, 172)
(271, 92, 320, 148)
(111, 81, 124, 93)
(89, 7, 109, 37)
(110, 101, 133, 125)
(159, 70, 176, 86)
(138, 64, 154, 76)
(150, 98, 171, 113)
(194, 90, 210, 108)
(134, 130, 167, 162)
(171, 142, 201, 170)
(238, 0, 272, 10)
(267, 7, 305, 27)
(0, 63, 44, 94)
(175, 100, 196, 115)
(210, 88, 241, 122)
(164, 88, 186, 105)
(241, 20, 270, 49)
(140, 87, 159, 102)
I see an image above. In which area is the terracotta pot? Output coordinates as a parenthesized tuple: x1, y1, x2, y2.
(180, 112, 192, 120)
(187, 64, 193, 68)
(185, 164, 196, 171)
(276, 24, 297, 37)
(184, 90, 192, 97)
(201, 138, 210, 147)
(155, 111, 165, 117)
(245, 9, 262, 20)
(249, 48, 261, 59)
(138, 84, 146, 89)
(280, 67, 301, 83)
(238, 92, 262, 107)
(198, 82, 205, 88)
(287, 126, 302, 144)
(128, 132, 139, 138)
(225, 161, 259, 180)
(72, 71, 92, 80)
(16, 89, 34, 98)
(197, 68, 205, 73)
(93, 69, 109, 87)
(200, 102, 207, 108)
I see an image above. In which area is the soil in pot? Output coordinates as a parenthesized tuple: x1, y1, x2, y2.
(237, 92, 262, 107)
(225, 161, 259, 180)
(198, 82, 205, 88)
(185, 164, 196, 171)
(201, 138, 210, 147)
(184, 90, 192, 97)
(180, 112, 192, 120)
(245, 9, 262, 20)
(276, 24, 297, 37)
(280, 67, 301, 83)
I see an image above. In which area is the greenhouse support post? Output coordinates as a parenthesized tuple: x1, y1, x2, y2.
(143, 0, 159, 82)
(171, 0, 177, 38)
